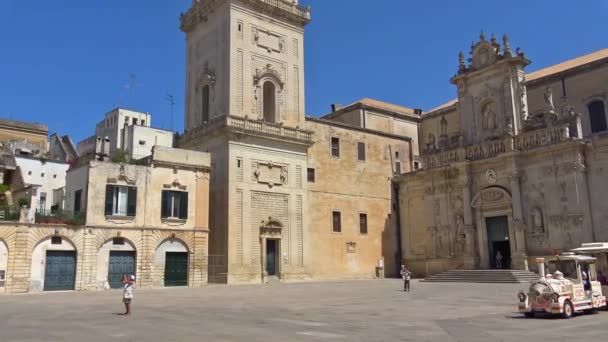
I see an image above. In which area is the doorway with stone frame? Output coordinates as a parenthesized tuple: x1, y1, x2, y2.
(472, 186, 527, 270)
(260, 219, 283, 283)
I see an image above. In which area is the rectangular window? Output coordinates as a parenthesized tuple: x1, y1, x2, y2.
(395, 161, 401, 174)
(359, 213, 368, 234)
(161, 190, 188, 220)
(51, 236, 62, 245)
(133, 118, 138, 125)
(357, 142, 366, 161)
(141, 120, 145, 126)
(331, 137, 340, 158)
(113, 237, 125, 245)
(395, 151, 400, 159)
(307, 168, 315, 183)
(332, 211, 341, 233)
(139, 140, 146, 145)
(74, 190, 82, 213)
(104, 185, 137, 217)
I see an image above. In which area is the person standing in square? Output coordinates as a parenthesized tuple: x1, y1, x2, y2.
(400, 265, 412, 292)
(122, 274, 136, 315)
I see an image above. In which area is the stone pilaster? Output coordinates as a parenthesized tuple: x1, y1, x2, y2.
(8, 227, 30, 294)
(139, 229, 154, 288)
(189, 229, 209, 287)
(76, 228, 97, 291)
(509, 171, 528, 270)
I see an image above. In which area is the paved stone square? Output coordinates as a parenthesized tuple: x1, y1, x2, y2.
(1, 280, 607, 341)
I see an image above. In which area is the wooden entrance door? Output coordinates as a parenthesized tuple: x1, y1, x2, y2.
(108, 251, 136, 289)
(44, 251, 76, 291)
(164, 252, 188, 287)
(266, 240, 278, 276)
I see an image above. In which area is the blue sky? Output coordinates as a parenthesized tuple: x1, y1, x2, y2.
(0, 0, 606, 142)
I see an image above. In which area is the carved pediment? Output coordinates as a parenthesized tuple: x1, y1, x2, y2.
(260, 217, 283, 237)
(471, 186, 511, 208)
(254, 64, 284, 89)
(163, 179, 187, 190)
(107, 165, 136, 186)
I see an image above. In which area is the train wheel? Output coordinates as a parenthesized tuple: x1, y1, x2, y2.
(562, 301, 574, 319)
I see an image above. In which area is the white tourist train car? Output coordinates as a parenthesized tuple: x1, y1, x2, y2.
(517, 254, 607, 318)
(571, 243, 608, 295)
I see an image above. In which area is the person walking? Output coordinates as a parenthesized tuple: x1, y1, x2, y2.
(400, 265, 412, 292)
(495, 251, 503, 269)
(122, 274, 136, 315)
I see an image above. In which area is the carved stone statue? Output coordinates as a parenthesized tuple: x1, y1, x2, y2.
(544, 87, 555, 112)
(532, 208, 544, 233)
(440, 116, 448, 136)
(482, 102, 497, 130)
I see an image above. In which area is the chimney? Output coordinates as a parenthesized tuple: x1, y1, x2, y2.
(331, 104, 342, 112)
(414, 109, 423, 115)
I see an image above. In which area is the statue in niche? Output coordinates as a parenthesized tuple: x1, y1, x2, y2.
(481, 102, 497, 131)
(532, 208, 544, 233)
(544, 87, 555, 113)
(427, 133, 436, 152)
(440, 116, 448, 136)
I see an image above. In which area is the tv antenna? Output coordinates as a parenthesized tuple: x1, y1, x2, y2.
(165, 94, 175, 131)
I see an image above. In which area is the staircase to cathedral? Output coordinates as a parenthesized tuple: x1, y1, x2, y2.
(422, 269, 539, 283)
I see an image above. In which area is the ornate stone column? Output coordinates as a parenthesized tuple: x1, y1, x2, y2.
(462, 173, 473, 226)
(509, 170, 528, 270)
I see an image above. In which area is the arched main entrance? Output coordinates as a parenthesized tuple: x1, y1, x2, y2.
(155, 239, 189, 287)
(96, 237, 137, 290)
(471, 186, 523, 270)
(260, 219, 283, 282)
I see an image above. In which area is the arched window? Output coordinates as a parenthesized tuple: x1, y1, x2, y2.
(263, 81, 276, 123)
(202, 85, 210, 124)
(589, 100, 607, 133)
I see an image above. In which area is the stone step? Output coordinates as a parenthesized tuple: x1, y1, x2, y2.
(423, 269, 539, 284)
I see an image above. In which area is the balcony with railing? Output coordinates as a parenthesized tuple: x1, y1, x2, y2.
(179, 115, 314, 146)
(422, 123, 574, 169)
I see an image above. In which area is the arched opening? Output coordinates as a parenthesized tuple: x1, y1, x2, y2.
(588, 100, 607, 133)
(263, 81, 277, 123)
(155, 238, 189, 287)
(96, 237, 137, 290)
(0, 240, 7, 291)
(260, 219, 283, 280)
(202, 85, 210, 124)
(30, 236, 77, 292)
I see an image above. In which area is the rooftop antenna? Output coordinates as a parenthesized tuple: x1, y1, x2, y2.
(165, 94, 175, 131)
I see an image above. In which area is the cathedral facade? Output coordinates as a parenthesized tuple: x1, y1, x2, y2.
(397, 34, 608, 276)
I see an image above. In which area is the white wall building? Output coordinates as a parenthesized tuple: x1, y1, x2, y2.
(12, 156, 69, 213)
(78, 108, 174, 160)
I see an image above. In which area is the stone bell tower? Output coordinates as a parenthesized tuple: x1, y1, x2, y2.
(181, 0, 310, 132)
(179, 0, 313, 284)
(451, 32, 531, 145)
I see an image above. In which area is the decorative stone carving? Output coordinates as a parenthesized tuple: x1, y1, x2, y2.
(544, 87, 555, 113)
(481, 101, 497, 130)
(346, 242, 357, 253)
(107, 165, 136, 186)
(481, 189, 504, 202)
(485, 169, 497, 184)
(252, 161, 288, 188)
(163, 179, 187, 190)
(531, 208, 544, 234)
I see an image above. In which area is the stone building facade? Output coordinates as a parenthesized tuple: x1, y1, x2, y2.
(178, 0, 415, 283)
(0, 146, 211, 294)
(396, 34, 608, 276)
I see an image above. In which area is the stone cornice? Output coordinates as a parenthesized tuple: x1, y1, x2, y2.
(180, 0, 310, 33)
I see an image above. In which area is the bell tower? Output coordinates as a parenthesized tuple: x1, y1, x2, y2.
(181, 0, 311, 132)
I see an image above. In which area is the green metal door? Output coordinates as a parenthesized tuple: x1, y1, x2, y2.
(44, 251, 76, 291)
(164, 252, 188, 287)
(108, 251, 136, 289)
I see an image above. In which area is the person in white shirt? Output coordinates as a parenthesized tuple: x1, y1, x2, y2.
(400, 265, 412, 292)
(122, 274, 136, 315)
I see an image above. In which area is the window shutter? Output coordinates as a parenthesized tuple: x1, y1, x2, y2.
(180, 192, 189, 219)
(104, 185, 113, 215)
(127, 187, 137, 216)
(161, 191, 169, 218)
